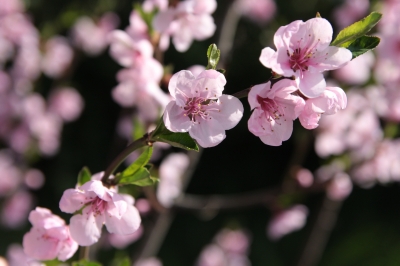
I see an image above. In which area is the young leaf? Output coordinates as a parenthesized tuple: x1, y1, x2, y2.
(119, 167, 159, 186)
(77, 166, 92, 186)
(331, 12, 382, 47)
(150, 117, 199, 151)
(206, 44, 221, 70)
(347, 36, 380, 59)
(132, 117, 146, 141)
(120, 146, 153, 178)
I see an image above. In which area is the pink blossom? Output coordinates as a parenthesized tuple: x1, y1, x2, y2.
(215, 229, 250, 255)
(333, 0, 369, 29)
(157, 153, 190, 207)
(7, 244, 43, 266)
(153, 0, 217, 52)
(333, 51, 374, 85)
(197, 244, 228, 266)
(234, 0, 276, 24)
(134, 258, 163, 266)
(72, 13, 119, 55)
(267, 204, 308, 240)
(248, 79, 305, 146)
(299, 86, 347, 130)
(0, 151, 22, 196)
(187, 65, 206, 77)
(260, 18, 352, 98)
(59, 176, 141, 246)
(1, 190, 33, 228)
(48, 87, 84, 122)
(41, 36, 74, 78)
(125, 11, 150, 41)
(327, 172, 353, 201)
(108, 225, 143, 249)
(23, 207, 78, 261)
(24, 168, 45, 190)
(163, 69, 243, 147)
(0, 0, 24, 15)
(295, 168, 313, 188)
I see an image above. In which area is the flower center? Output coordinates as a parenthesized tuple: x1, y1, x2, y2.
(184, 97, 212, 123)
(257, 95, 284, 122)
(288, 48, 310, 72)
(88, 197, 107, 217)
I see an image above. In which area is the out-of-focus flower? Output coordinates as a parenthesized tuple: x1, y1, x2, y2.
(234, 0, 276, 24)
(1, 190, 33, 228)
(333, 0, 369, 29)
(24, 168, 45, 190)
(41, 36, 74, 78)
(143, 0, 168, 13)
(0, 151, 22, 196)
(59, 175, 141, 246)
(299, 87, 347, 130)
(296, 168, 313, 188)
(7, 244, 44, 266)
(48, 87, 84, 122)
(0, 0, 24, 15)
(327, 172, 353, 201)
(164, 69, 243, 147)
(333, 51, 374, 85)
(134, 257, 163, 266)
(108, 225, 143, 249)
(248, 79, 305, 146)
(72, 13, 119, 55)
(260, 18, 352, 98)
(157, 153, 190, 207)
(23, 207, 78, 261)
(267, 204, 308, 240)
(153, 0, 217, 52)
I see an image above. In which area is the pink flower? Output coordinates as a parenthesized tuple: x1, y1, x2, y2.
(163, 69, 243, 148)
(327, 172, 353, 201)
(134, 257, 163, 266)
(71, 13, 119, 55)
(108, 225, 143, 249)
(234, 0, 276, 25)
(299, 86, 347, 130)
(153, 0, 217, 52)
(41, 36, 74, 78)
(142, 0, 168, 13)
(1, 190, 33, 229)
(157, 153, 190, 207)
(259, 18, 352, 98)
(23, 207, 78, 262)
(59, 176, 141, 246)
(248, 79, 305, 146)
(48, 87, 84, 122)
(333, 51, 374, 85)
(267, 205, 308, 240)
(333, 0, 369, 29)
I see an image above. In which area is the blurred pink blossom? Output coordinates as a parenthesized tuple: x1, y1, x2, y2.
(164, 69, 243, 147)
(327, 172, 353, 201)
(234, 0, 276, 24)
(267, 205, 308, 240)
(48, 87, 84, 122)
(72, 13, 119, 55)
(333, 51, 374, 85)
(215, 229, 250, 255)
(296, 168, 313, 188)
(23, 207, 78, 261)
(143, 0, 168, 13)
(157, 153, 190, 207)
(260, 18, 352, 98)
(333, 0, 369, 29)
(0, 0, 24, 15)
(248, 79, 305, 146)
(7, 244, 44, 266)
(59, 176, 141, 246)
(153, 0, 217, 52)
(1, 190, 33, 228)
(0, 151, 22, 196)
(41, 36, 74, 78)
(108, 225, 144, 249)
(24, 169, 45, 190)
(134, 257, 163, 266)
(197, 244, 228, 266)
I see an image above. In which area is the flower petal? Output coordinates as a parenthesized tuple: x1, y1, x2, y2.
(195, 69, 226, 99)
(189, 118, 226, 147)
(69, 208, 103, 246)
(298, 71, 326, 98)
(105, 204, 141, 235)
(163, 101, 192, 132)
(209, 95, 243, 130)
(59, 189, 89, 214)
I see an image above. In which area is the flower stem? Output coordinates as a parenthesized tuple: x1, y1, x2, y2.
(102, 135, 151, 185)
(79, 246, 89, 260)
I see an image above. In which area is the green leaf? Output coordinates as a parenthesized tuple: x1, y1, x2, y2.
(119, 167, 159, 186)
(72, 260, 102, 266)
(132, 117, 146, 141)
(121, 146, 153, 177)
(206, 44, 221, 70)
(77, 166, 92, 186)
(150, 117, 199, 151)
(331, 12, 382, 47)
(115, 257, 131, 266)
(346, 36, 380, 59)
(134, 3, 158, 34)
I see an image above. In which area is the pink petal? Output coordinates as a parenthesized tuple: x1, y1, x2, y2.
(57, 234, 78, 261)
(153, 9, 175, 32)
(194, 69, 226, 100)
(69, 209, 103, 246)
(80, 180, 110, 201)
(163, 101, 192, 132)
(169, 70, 195, 104)
(248, 83, 269, 110)
(259, 119, 293, 146)
(259, 47, 277, 70)
(191, 14, 216, 40)
(105, 204, 141, 235)
(209, 95, 243, 130)
(59, 189, 88, 214)
(23, 228, 60, 261)
(298, 72, 326, 98)
(189, 117, 226, 147)
(311, 46, 352, 71)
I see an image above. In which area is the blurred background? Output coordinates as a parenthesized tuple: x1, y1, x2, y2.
(1, 0, 400, 265)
